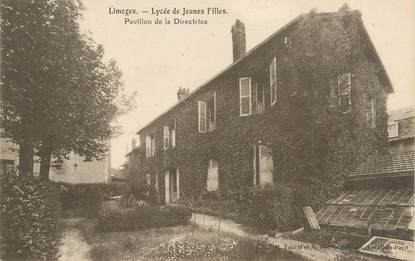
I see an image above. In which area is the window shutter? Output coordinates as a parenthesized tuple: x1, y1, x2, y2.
(269, 57, 277, 105)
(239, 77, 251, 116)
(198, 101, 207, 133)
(163, 126, 169, 150)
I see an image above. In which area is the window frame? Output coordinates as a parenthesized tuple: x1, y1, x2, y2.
(163, 125, 169, 150)
(269, 57, 277, 106)
(239, 77, 252, 116)
(337, 72, 351, 113)
(198, 100, 207, 133)
(388, 122, 399, 138)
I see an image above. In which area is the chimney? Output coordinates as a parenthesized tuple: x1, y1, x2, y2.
(231, 19, 246, 62)
(177, 87, 190, 102)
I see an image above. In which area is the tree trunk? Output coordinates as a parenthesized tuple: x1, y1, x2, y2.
(39, 143, 52, 181)
(18, 139, 34, 176)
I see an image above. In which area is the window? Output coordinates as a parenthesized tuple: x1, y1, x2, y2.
(269, 57, 277, 106)
(329, 78, 337, 98)
(145, 131, 156, 157)
(239, 77, 251, 116)
(163, 126, 169, 150)
(198, 100, 207, 133)
(207, 159, 219, 191)
(198, 92, 216, 132)
(365, 96, 376, 128)
(337, 73, 351, 113)
(388, 122, 398, 138)
(251, 81, 264, 114)
(164, 118, 176, 149)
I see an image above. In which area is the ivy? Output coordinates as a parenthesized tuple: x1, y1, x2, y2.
(134, 9, 388, 207)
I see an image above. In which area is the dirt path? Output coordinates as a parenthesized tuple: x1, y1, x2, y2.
(59, 218, 91, 261)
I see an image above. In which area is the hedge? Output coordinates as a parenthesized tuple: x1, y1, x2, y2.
(57, 182, 127, 217)
(1, 172, 62, 260)
(245, 183, 314, 232)
(96, 205, 192, 232)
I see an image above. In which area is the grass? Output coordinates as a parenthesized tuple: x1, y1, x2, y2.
(76, 219, 306, 261)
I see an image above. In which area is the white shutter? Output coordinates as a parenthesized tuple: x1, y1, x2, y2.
(239, 77, 251, 116)
(198, 101, 207, 133)
(269, 57, 277, 105)
(163, 126, 169, 150)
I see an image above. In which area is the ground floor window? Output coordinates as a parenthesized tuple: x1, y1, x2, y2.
(253, 145, 273, 186)
(164, 168, 180, 204)
(207, 159, 219, 191)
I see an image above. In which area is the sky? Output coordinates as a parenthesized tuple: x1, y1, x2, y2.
(79, 0, 415, 168)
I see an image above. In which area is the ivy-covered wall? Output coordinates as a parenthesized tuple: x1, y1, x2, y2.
(133, 9, 391, 205)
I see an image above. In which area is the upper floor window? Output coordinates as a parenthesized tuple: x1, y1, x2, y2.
(164, 118, 177, 149)
(145, 131, 156, 157)
(337, 73, 351, 113)
(239, 77, 252, 116)
(388, 122, 398, 138)
(269, 57, 277, 106)
(198, 92, 216, 132)
(163, 126, 169, 150)
(251, 81, 264, 114)
(365, 96, 376, 128)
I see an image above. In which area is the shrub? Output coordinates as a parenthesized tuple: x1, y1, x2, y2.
(59, 183, 104, 217)
(1, 172, 62, 260)
(96, 205, 192, 232)
(246, 183, 313, 232)
(57, 182, 128, 217)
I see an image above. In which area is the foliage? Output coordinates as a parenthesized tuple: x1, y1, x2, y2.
(59, 183, 103, 218)
(58, 182, 127, 217)
(245, 183, 312, 232)
(0, 172, 62, 260)
(287, 228, 369, 250)
(0, 0, 135, 178)
(96, 205, 192, 232)
(133, 8, 388, 208)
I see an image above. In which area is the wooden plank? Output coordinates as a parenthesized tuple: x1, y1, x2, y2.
(303, 206, 320, 230)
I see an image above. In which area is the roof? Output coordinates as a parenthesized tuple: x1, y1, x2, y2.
(136, 14, 302, 134)
(317, 188, 415, 232)
(389, 107, 415, 122)
(136, 9, 393, 135)
(348, 151, 415, 181)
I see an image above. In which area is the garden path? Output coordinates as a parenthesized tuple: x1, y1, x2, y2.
(58, 218, 91, 261)
(192, 213, 348, 261)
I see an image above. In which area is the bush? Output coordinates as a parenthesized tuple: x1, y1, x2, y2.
(57, 182, 128, 217)
(246, 183, 313, 232)
(1, 172, 62, 260)
(59, 183, 104, 217)
(96, 205, 192, 232)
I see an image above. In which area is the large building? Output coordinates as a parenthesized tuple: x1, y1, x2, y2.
(129, 9, 392, 204)
(0, 132, 111, 183)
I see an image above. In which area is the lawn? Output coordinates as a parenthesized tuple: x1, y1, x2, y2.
(75, 219, 307, 261)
